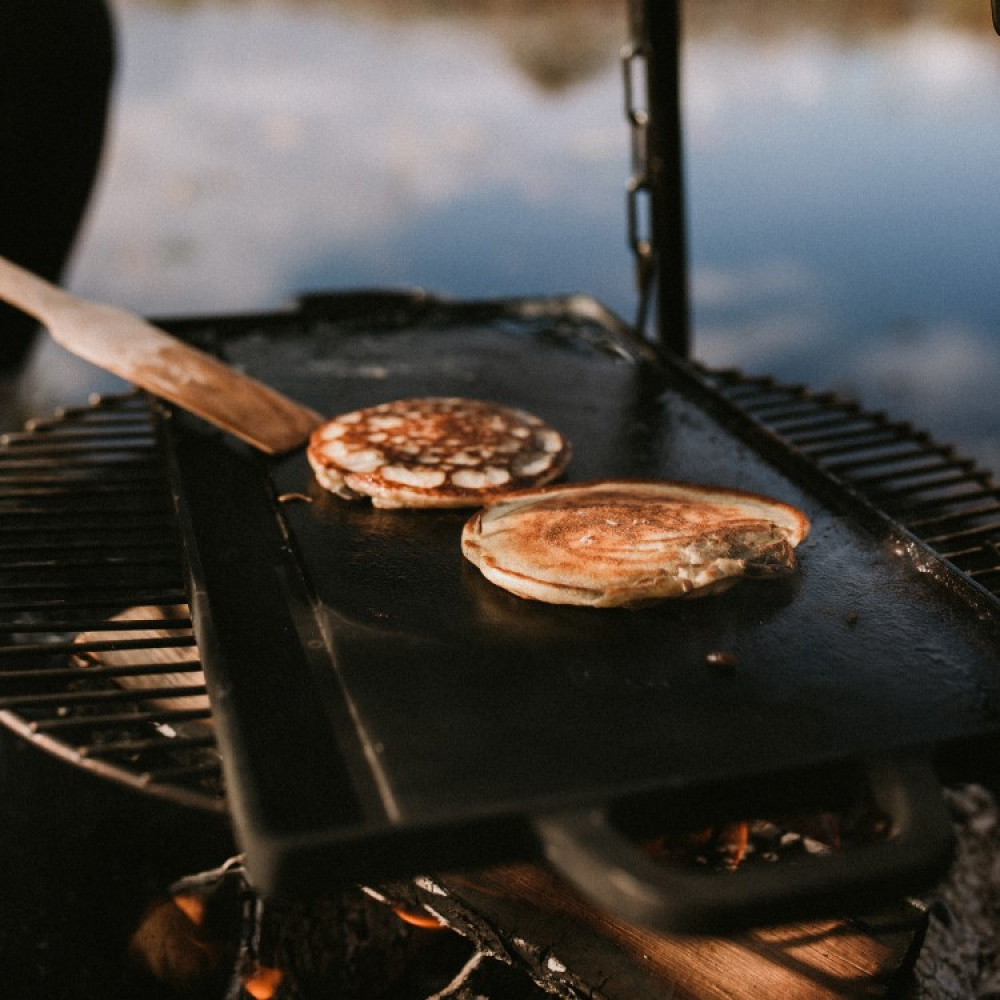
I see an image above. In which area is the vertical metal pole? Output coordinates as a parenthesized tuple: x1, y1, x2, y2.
(642, 0, 690, 358)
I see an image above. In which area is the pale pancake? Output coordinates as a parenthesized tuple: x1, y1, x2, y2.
(461, 479, 810, 607)
(307, 397, 570, 508)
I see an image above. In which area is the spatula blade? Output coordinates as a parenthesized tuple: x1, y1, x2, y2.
(0, 255, 323, 455)
(56, 302, 324, 454)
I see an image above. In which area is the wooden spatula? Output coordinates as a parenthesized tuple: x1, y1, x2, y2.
(0, 254, 323, 455)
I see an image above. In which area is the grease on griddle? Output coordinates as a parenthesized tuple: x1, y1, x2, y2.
(705, 650, 739, 669)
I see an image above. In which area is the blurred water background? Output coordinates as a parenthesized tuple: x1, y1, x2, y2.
(27, 0, 1000, 475)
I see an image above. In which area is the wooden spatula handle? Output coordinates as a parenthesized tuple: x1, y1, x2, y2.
(0, 253, 73, 326)
(0, 254, 324, 455)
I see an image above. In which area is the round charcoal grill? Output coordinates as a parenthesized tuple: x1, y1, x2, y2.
(3, 372, 1000, 819)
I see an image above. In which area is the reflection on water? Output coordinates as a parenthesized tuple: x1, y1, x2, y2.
(50, 0, 1000, 472)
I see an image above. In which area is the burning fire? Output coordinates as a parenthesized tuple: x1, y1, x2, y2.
(391, 903, 446, 930)
(641, 804, 891, 875)
(242, 960, 284, 999)
(130, 890, 286, 997)
(643, 820, 750, 870)
(717, 820, 750, 870)
(128, 894, 232, 995)
(171, 892, 205, 928)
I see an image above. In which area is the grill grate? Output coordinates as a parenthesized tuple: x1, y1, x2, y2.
(699, 366, 1000, 593)
(0, 391, 223, 813)
(2, 365, 999, 809)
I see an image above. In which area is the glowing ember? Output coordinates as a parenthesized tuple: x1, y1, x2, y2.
(172, 892, 205, 927)
(717, 820, 750, 870)
(392, 904, 446, 930)
(242, 962, 284, 999)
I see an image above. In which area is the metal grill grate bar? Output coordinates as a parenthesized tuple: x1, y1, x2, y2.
(5, 616, 192, 634)
(80, 734, 217, 757)
(0, 684, 209, 711)
(0, 583, 188, 603)
(866, 470, 992, 501)
(907, 503, 1000, 533)
(0, 638, 193, 660)
(824, 446, 950, 475)
(0, 593, 189, 616)
(790, 426, 911, 452)
(924, 522, 1000, 550)
(26, 707, 213, 733)
(765, 412, 872, 438)
(0, 661, 201, 684)
(847, 457, 972, 488)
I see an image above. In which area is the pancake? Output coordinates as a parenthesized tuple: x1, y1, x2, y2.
(461, 479, 810, 607)
(307, 397, 571, 508)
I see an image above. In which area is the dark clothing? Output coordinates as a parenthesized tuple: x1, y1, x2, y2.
(0, 0, 115, 369)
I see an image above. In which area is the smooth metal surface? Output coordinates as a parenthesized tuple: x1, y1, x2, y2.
(164, 295, 1000, 910)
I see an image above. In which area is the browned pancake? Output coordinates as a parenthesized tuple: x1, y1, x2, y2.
(307, 397, 571, 508)
(461, 479, 811, 607)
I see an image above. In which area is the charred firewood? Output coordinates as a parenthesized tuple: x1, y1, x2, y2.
(128, 870, 239, 999)
(372, 800, 919, 1000)
(410, 949, 554, 1000)
(126, 801, 910, 1000)
(128, 857, 438, 999)
(377, 865, 927, 1000)
(370, 876, 599, 1000)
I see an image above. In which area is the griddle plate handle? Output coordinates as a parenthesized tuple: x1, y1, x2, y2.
(533, 755, 953, 934)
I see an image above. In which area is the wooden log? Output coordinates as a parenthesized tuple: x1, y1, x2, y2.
(71, 603, 211, 724)
(380, 863, 927, 1000)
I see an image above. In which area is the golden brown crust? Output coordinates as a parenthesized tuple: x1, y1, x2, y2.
(461, 479, 810, 607)
(307, 397, 571, 508)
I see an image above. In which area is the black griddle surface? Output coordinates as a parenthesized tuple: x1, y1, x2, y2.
(165, 297, 1000, 897)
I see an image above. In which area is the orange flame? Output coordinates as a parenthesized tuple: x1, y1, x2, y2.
(642, 820, 750, 870)
(391, 904, 445, 930)
(242, 962, 284, 999)
(171, 893, 205, 927)
(718, 820, 750, 870)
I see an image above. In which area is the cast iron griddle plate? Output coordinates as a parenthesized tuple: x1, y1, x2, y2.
(165, 296, 1000, 897)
